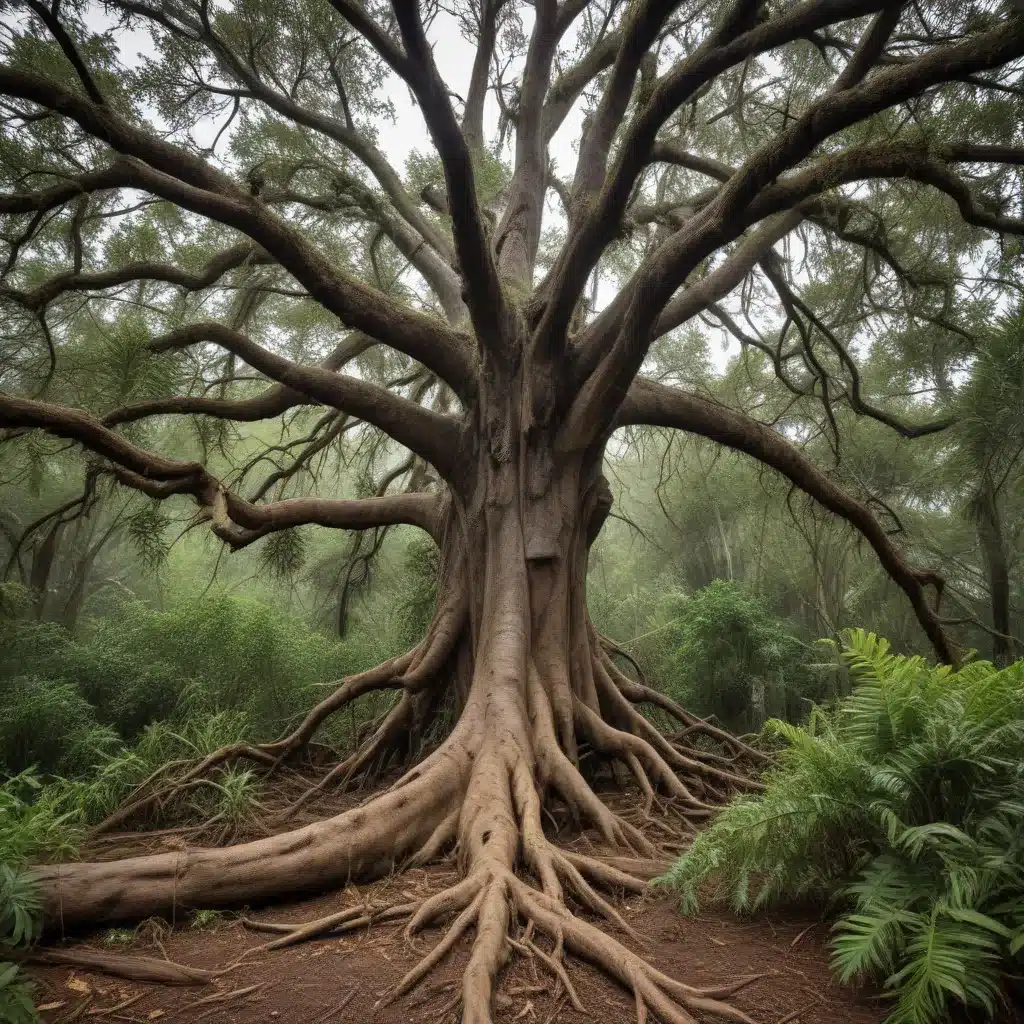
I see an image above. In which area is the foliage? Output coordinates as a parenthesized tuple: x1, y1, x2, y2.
(665, 581, 827, 729)
(0, 962, 37, 1024)
(590, 577, 827, 730)
(399, 536, 440, 648)
(660, 630, 1024, 1024)
(0, 769, 78, 1024)
(0, 770, 81, 867)
(0, 595, 367, 776)
(190, 909, 224, 930)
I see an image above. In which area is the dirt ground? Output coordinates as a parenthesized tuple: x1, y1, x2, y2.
(25, 859, 885, 1024)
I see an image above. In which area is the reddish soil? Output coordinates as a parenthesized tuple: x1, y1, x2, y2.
(26, 862, 884, 1024)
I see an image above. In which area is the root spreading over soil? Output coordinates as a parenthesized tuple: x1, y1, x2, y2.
(34, 488, 772, 1024)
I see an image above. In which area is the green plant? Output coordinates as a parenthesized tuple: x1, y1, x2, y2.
(638, 581, 825, 730)
(210, 768, 261, 826)
(0, 865, 42, 950)
(190, 909, 223, 930)
(660, 630, 1024, 1024)
(0, 770, 81, 866)
(0, 962, 37, 1024)
(103, 928, 135, 947)
(0, 770, 81, 1023)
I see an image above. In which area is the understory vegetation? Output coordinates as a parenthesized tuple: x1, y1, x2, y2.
(661, 630, 1024, 1024)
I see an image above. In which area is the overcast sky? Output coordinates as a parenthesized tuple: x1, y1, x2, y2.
(90, 5, 737, 367)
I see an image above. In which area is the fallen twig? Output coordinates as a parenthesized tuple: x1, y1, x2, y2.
(777, 999, 818, 1024)
(317, 986, 356, 1023)
(87, 994, 145, 1016)
(185, 981, 266, 1011)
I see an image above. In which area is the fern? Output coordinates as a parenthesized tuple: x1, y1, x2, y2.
(660, 633, 1024, 1024)
(0, 961, 37, 1024)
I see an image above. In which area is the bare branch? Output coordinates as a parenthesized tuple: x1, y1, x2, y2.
(24, 0, 106, 105)
(146, 323, 463, 481)
(103, 333, 374, 427)
(0, 243, 268, 312)
(535, 0, 886, 358)
(0, 392, 439, 544)
(493, 0, 560, 287)
(391, 1, 513, 350)
(541, 29, 621, 143)
(574, 12, 1024, 442)
(463, 0, 504, 152)
(0, 160, 134, 215)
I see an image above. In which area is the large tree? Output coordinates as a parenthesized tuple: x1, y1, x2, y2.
(2, 0, 1023, 1019)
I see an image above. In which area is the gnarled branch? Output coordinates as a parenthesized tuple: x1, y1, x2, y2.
(617, 378, 954, 663)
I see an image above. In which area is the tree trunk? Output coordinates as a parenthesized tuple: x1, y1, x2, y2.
(32, 380, 765, 1023)
(974, 473, 1014, 665)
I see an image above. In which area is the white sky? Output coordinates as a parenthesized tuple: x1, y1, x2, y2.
(90, 5, 738, 371)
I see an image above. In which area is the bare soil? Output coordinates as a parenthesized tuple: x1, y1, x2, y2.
(26, 858, 884, 1024)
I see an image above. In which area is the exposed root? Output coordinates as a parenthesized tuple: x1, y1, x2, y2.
(29, 950, 213, 985)
(36, 593, 766, 1024)
(389, 887, 487, 1003)
(183, 982, 267, 1012)
(242, 899, 418, 952)
(507, 934, 586, 1013)
(598, 644, 769, 766)
(510, 877, 762, 1024)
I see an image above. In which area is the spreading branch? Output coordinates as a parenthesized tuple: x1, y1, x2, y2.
(618, 378, 953, 663)
(146, 322, 463, 481)
(0, 68, 478, 399)
(391, 3, 512, 349)
(0, 392, 441, 546)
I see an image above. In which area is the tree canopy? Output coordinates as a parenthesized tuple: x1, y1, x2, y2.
(1, 1, 1023, 1021)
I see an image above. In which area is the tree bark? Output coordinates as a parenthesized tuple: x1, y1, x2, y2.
(974, 473, 1015, 666)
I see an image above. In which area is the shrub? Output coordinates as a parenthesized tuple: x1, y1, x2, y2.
(0, 769, 80, 1024)
(659, 630, 1024, 1024)
(636, 581, 825, 731)
(0, 595, 365, 775)
(0, 676, 102, 775)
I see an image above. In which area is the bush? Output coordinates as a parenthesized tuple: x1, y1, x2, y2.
(659, 630, 1024, 1024)
(0, 769, 80, 1024)
(636, 581, 825, 731)
(0, 676, 102, 776)
(0, 595, 366, 775)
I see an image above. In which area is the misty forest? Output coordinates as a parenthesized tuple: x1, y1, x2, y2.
(1, 0, 1023, 1022)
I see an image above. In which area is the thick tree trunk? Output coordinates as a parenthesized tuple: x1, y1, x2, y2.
(33, 384, 764, 1023)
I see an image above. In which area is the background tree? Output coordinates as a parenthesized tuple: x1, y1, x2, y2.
(1, 0, 1023, 1020)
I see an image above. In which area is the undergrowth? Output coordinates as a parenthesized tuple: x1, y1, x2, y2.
(0, 594, 406, 778)
(0, 771, 79, 1024)
(660, 629, 1024, 1024)
(593, 580, 830, 731)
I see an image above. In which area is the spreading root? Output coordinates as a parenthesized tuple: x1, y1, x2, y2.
(93, 626, 763, 839)
(41, 609, 772, 1024)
